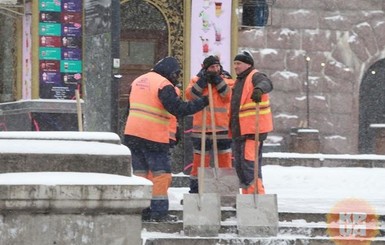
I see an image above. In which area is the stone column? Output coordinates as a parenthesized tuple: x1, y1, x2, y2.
(83, 0, 120, 133)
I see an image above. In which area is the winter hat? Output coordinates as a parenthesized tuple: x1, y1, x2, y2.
(152, 56, 181, 80)
(203, 55, 220, 69)
(234, 51, 254, 66)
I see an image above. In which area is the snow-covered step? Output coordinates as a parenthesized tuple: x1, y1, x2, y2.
(143, 219, 385, 238)
(0, 132, 131, 176)
(142, 234, 385, 245)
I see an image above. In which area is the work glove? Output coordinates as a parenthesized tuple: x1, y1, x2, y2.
(207, 75, 222, 85)
(251, 88, 263, 103)
(197, 75, 207, 89)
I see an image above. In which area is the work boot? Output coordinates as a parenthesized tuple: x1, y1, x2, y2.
(189, 179, 198, 193)
(141, 207, 151, 222)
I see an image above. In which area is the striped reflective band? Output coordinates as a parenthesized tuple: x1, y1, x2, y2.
(239, 101, 271, 118)
(130, 103, 170, 125)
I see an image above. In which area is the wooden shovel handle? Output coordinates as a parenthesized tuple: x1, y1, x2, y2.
(254, 103, 260, 195)
(200, 108, 207, 168)
(208, 83, 219, 168)
(198, 107, 207, 195)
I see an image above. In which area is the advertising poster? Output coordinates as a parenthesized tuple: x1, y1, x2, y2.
(38, 0, 82, 100)
(190, 0, 233, 76)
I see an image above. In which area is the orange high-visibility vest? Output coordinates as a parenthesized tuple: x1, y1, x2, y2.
(124, 72, 172, 143)
(186, 76, 234, 133)
(238, 70, 273, 135)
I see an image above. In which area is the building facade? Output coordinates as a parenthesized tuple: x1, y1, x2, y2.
(1, 0, 385, 154)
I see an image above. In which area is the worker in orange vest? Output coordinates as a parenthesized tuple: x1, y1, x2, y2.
(230, 51, 274, 194)
(124, 56, 209, 222)
(185, 55, 234, 193)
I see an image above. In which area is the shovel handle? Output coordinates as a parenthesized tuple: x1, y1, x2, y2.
(200, 108, 207, 168)
(254, 103, 260, 195)
(199, 107, 207, 195)
(208, 83, 219, 169)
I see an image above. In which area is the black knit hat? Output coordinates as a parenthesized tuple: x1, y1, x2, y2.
(234, 51, 254, 66)
(203, 55, 220, 69)
(153, 56, 180, 76)
(152, 56, 180, 85)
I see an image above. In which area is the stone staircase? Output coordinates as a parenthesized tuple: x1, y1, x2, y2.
(142, 207, 385, 244)
(142, 154, 385, 244)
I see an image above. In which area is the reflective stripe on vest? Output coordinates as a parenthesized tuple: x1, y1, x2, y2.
(186, 76, 233, 133)
(130, 103, 170, 125)
(125, 72, 172, 143)
(238, 70, 273, 135)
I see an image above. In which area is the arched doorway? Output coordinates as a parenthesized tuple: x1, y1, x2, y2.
(358, 59, 385, 153)
(118, 0, 169, 134)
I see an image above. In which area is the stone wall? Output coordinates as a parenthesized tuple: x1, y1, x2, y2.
(238, 0, 385, 153)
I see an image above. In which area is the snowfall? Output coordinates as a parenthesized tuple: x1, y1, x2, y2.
(0, 131, 384, 241)
(1, 161, 384, 215)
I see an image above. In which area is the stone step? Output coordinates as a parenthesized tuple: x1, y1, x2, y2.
(142, 236, 385, 245)
(143, 209, 385, 241)
(166, 209, 385, 223)
(163, 209, 385, 224)
(143, 219, 385, 238)
(264, 152, 385, 168)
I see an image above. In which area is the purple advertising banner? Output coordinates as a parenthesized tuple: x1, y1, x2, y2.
(40, 71, 62, 84)
(62, 0, 82, 12)
(61, 48, 82, 60)
(62, 23, 82, 37)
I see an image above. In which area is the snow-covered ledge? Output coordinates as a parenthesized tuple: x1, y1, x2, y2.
(0, 172, 152, 245)
(0, 131, 131, 175)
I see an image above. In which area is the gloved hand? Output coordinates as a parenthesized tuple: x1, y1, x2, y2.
(207, 75, 222, 85)
(251, 88, 263, 103)
(196, 74, 208, 89)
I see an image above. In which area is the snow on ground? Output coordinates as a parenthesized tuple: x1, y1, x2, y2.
(169, 165, 385, 215)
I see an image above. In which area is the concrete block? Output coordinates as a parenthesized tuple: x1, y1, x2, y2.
(0, 138, 131, 176)
(0, 172, 152, 245)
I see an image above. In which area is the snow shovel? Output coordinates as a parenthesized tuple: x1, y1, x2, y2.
(183, 107, 221, 237)
(236, 103, 279, 237)
(201, 83, 239, 207)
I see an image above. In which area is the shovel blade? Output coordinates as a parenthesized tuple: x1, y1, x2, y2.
(199, 167, 239, 206)
(236, 194, 279, 237)
(183, 193, 221, 237)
